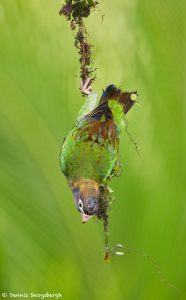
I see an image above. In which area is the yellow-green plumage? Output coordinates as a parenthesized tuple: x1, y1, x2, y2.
(60, 84, 137, 219)
(60, 120, 118, 184)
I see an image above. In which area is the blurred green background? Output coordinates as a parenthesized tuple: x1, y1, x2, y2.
(0, 0, 185, 299)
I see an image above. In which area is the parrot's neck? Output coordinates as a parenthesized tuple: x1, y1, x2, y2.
(70, 178, 99, 192)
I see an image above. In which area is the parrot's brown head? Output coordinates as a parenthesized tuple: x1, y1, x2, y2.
(71, 179, 100, 223)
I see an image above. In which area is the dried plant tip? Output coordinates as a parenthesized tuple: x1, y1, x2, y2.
(59, 0, 99, 92)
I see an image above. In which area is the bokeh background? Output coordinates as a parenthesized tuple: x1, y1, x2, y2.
(0, 1, 185, 299)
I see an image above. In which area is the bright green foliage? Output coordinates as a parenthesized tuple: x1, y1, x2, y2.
(0, 1, 185, 299)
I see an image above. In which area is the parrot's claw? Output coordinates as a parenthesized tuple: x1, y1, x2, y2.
(80, 78, 92, 95)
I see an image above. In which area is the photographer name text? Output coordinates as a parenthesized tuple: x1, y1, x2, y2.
(1, 293, 63, 299)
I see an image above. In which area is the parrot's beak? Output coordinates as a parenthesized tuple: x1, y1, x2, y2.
(81, 213, 92, 224)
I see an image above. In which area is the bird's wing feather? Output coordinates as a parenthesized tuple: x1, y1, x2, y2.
(77, 92, 98, 124)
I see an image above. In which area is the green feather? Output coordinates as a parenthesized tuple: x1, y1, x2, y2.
(60, 124, 118, 184)
(108, 100, 125, 134)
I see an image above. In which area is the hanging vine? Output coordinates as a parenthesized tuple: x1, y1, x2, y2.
(59, 0, 99, 94)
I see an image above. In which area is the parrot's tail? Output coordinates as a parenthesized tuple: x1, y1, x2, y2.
(99, 84, 138, 114)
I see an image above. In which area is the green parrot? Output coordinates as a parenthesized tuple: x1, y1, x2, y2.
(60, 79, 137, 224)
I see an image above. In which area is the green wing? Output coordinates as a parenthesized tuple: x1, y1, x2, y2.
(77, 92, 98, 124)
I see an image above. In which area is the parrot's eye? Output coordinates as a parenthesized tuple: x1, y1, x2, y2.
(78, 199, 84, 213)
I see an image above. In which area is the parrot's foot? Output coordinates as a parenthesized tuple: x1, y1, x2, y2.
(80, 78, 92, 95)
(108, 161, 122, 181)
